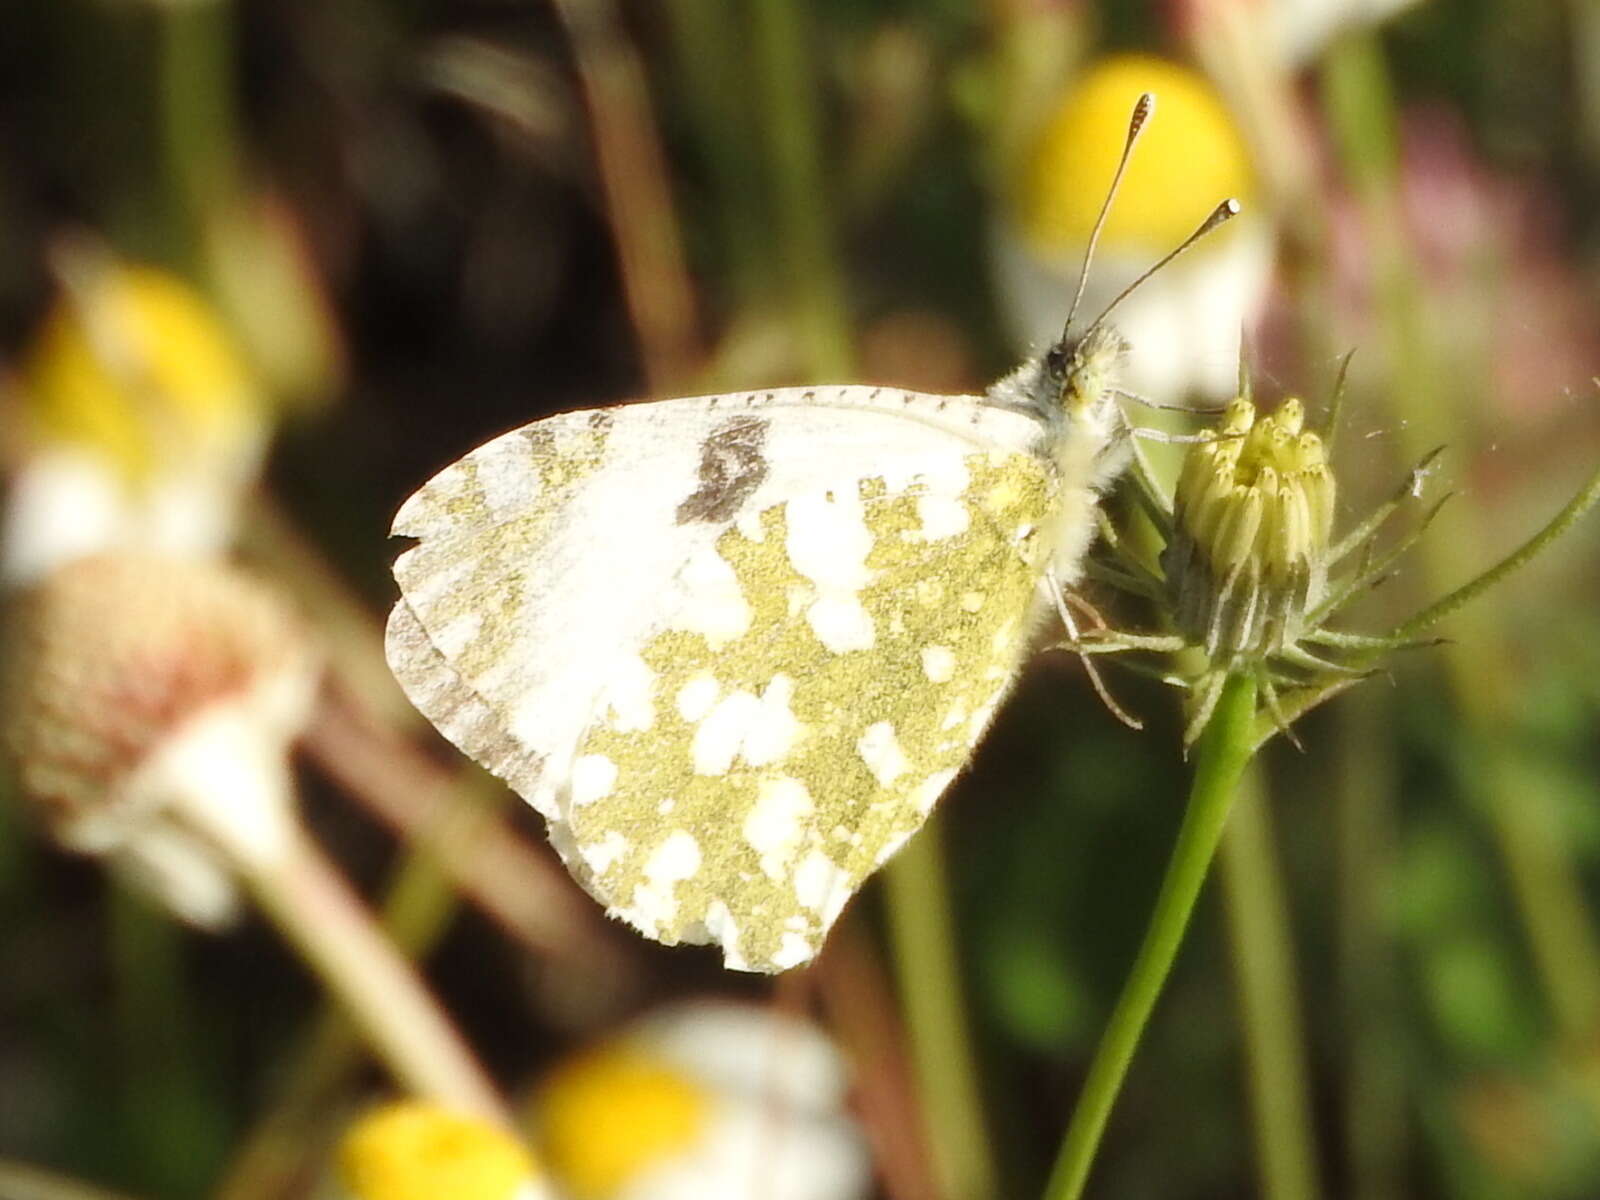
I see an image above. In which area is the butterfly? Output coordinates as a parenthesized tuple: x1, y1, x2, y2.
(384, 93, 1237, 972)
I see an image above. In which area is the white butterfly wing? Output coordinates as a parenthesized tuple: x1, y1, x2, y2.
(387, 385, 1053, 969)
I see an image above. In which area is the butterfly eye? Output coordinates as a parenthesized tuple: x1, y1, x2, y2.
(1045, 343, 1070, 377)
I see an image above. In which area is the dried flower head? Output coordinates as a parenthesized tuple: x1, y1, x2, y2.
(3, 553, 317, 924)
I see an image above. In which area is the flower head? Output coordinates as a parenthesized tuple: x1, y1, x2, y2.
(528, 1002, 869, 1200)
(3, 250, 267, 584)
(1072, 377, 1466, 745)
(1166, 396, 1337, 660)
(3, 553, 317, 924)
(337, 1100, 553, 1200)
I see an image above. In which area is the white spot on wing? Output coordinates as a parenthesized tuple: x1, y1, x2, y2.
(915, 493, 971, 541)
(921, 645, 956, 683)
(856, 721, 910, 787)
(703, 899, 745, 969)
(569, 754, 618, 807)
(602, 653, 656, 733)
(794, 849, 852, 921)
(805, 594, 876, 653)
(690, 676, 804, 775)
(647, 831, 701, 883)
(667, 545, 751, 649)
(771, 932, 816, 970)
(743, 777, 814, 879)
(785, 490, 877, 653)
(630, 831, 703, 931)
(741, 675, 803, 766)
(691, 691, 758, 775)
(475, 442, 545, 518)
(676, 670, 721, 722)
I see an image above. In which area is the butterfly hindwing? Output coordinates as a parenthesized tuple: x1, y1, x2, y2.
(559, 451, 1059, 970)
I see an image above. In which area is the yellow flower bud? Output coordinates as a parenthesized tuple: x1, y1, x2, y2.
(1164, 395, 1338, 660)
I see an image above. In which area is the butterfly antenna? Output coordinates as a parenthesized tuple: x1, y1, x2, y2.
(1082, 198, 1242, 338)
(1060, 92, 1155, 342)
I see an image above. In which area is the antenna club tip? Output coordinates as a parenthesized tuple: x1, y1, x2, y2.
(1128, 92, 1155, 136)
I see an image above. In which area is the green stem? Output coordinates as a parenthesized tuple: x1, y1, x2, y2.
(1391, 455, 1600, 641)
(884, 820, 1002, 1200)
(108, 888, 226, 1196)
(1043, 672, 1259, 1200)
(749, 0, 853, 377)
(1218, 765, 1322, 1200)
(155, 0, 237, 265)
(1334, 700, 1406, 1200)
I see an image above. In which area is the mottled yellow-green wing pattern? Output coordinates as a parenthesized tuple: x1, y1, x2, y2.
(560, 450, 1058, 971)
(387, 386, 1063, 972)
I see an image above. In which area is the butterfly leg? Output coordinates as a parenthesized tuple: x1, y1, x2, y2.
(1041, 572, 1143, 730)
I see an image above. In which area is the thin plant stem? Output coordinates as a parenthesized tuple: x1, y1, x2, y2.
(1391, 455, 1600, 642)
(240, 827, 506, 1123)
(212, 844, 473, 1200)
(1333, 699, 1407, 1200)
(1043, 671, 1259, 1200)
(156, 0, 235, 250)
(884, 820, 1002, 1200)
(1217, 764, 1322, 1200)
(550, 0, 700, 390)
(661, 0, 769, 302)
(750, 0, 853, 378)
(812, 922, 942, 1200)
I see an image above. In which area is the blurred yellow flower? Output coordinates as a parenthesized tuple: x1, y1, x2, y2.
(537, 1045, 709, 1198)
(3, 251, 268, 584)
(1016, 55, 1253, 254)
(993, 54, 1273, 401)
(528, 1002, 869, 1200)
(338, 1100, 552, 1200)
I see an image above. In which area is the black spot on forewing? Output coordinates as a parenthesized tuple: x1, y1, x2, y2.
(675, 415, 770, 524)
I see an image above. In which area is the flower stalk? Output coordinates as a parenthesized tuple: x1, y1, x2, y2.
(1043, 671, 1259, 1200)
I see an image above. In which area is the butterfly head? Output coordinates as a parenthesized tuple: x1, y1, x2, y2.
(1045, 323, 1129, 425)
